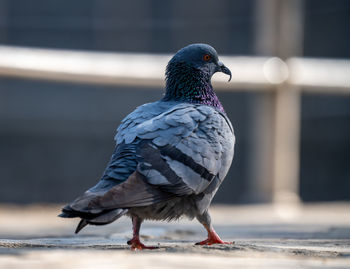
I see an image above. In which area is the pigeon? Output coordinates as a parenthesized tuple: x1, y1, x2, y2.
(59, 43, 235, 250)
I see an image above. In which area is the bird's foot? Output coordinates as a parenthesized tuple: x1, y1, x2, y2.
(195, 229, 234, 245)
(127, 237, 159, 250)
(195, 238, 233, 245)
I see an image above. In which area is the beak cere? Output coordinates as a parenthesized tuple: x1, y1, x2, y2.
(218, 62, 232, 82)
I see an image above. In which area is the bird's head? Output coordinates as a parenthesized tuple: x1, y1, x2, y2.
(166, 43, 232, 82)
(164, 44, 230, 113)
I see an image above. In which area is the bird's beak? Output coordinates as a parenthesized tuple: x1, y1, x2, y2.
(218, 61, 232, 82)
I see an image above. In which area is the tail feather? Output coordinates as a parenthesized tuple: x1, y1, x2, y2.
(73, 208, 128, 234)
(60, 171, 174, 234)
(75, 219, 88, 234)
(86, 208, 128, 225)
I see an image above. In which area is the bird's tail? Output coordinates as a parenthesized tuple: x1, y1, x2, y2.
(59, 207, 128, 234)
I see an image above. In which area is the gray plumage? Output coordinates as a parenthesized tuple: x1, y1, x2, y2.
(59, 43, 235, 248)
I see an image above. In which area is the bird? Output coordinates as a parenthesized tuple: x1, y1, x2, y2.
(59, 43, 235, 250)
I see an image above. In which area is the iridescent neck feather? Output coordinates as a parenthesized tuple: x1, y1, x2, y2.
(163, 61, 225, 114)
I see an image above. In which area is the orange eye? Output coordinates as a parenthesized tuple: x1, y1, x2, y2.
(203, 54, 211, 61)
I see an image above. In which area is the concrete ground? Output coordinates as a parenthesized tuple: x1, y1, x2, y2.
(0, 203, 349, 269)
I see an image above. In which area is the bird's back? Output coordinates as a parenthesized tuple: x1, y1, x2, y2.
(61, 100, 234, 222)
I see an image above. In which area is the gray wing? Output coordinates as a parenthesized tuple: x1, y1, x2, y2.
(118, 103, 235, 197)
(88, 101, 177, 192)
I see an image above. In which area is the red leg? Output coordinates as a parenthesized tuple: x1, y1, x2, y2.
(127, 216, 159, 250)
(195, 211, 234, 245)
(195, 225, 233, 245)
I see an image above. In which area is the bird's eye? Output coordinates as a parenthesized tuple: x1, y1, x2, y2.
(203, 54, 211, 62)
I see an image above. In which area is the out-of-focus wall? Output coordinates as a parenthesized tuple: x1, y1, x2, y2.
(0, 0, 254, 54)
(0, 0, 350, 203)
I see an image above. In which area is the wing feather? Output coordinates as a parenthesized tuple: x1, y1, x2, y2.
(127, 104, 235, 196)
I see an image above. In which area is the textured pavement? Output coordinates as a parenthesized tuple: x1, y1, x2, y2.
(0, 203, 350, 268)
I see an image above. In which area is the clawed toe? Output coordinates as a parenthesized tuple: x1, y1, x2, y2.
(195, 239, 234, 245)
(127, 238, 159, 250)
(195, 227, 234, 246)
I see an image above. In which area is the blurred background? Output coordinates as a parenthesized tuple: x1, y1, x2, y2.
(0, 0, 349, 205)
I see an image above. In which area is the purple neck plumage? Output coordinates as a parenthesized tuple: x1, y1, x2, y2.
(163, 61, 225, 114)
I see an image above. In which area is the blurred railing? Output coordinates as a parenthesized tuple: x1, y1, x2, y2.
(0, 44, 350, 204)
(1, 45, 349, 91)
